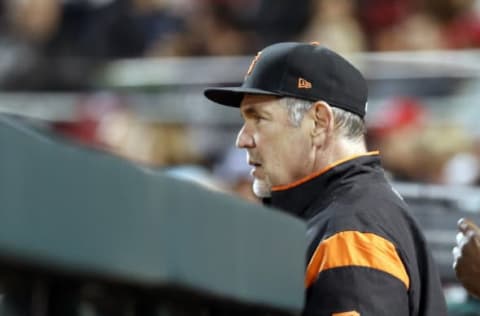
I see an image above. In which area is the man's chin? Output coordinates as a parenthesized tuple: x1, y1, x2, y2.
(252, 178, 272, 198)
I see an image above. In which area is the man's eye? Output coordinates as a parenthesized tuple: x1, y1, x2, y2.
(254, 115, 264, 122)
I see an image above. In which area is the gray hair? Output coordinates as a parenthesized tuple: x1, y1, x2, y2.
(282, 97, 366, 140)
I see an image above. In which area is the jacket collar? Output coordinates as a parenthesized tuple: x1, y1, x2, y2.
(263, 152, 381, 219)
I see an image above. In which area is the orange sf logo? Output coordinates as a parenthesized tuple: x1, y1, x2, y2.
(246, 51, 262, 77)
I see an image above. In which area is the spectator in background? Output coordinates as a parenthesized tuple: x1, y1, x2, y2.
(300, 0, 366, 54)
(424, 0, 480, 49)
(5, 0, 61, 43)
(96, 110, 202, 166)
(131, 0, 189, 56)
(253, 0, 313, 46)
(357, 0, 414, 51)
(397, 11, 444, 50)
(357, 0, 480, 51)
(52, 93, 203, 167)
(369, 97, 476, 184)
(368, 97, 428, 181)
(43, 0, 148, 59)
(0, 0, 62, 89)
(419, 124, 475, 185)
(453, 218, 480, 299)
(52, 92, 124, 147)
(0, 0, 154, 90)
(154, 0, 254, 56)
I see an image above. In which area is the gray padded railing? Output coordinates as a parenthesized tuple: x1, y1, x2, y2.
(0, 115, 306, 316)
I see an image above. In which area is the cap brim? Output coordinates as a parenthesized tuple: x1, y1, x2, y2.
(204, 87, 281, 107)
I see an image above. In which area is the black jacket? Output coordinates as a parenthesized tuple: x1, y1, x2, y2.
(265, 152, 447, 316)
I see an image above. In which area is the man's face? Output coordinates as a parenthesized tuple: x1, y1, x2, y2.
(236, 95, 314, 198)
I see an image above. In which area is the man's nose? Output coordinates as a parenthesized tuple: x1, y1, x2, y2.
(236, 125, 254, 148)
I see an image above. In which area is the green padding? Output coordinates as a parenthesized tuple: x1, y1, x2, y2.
(0, 116, 306, 312)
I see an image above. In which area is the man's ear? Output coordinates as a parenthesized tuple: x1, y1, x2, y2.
(310, 101, 334, 147)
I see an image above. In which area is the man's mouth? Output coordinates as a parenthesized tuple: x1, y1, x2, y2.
(249, 161, 262, 167)
(249, 161, 264, 178)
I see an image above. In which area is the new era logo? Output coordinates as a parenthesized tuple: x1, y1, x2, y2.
(298, 78, 312, 89)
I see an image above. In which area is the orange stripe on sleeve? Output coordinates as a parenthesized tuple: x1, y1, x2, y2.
(305, 231, 410, 290)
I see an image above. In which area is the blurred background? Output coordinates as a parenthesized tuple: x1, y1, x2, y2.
(1, 0, 480, 314)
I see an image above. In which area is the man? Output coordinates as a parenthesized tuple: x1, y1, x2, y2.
(204, 42, 447, 315)
(453, 218, 480, 298)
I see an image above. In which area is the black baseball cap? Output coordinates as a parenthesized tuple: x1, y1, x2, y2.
(204, 42, 368, 118)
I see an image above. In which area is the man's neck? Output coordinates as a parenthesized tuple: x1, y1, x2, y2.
(316, 138, 368, 172)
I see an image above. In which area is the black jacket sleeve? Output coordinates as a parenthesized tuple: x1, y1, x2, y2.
(303, 266, 410, 316)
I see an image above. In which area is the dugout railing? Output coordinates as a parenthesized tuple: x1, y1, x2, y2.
(0, 115, 306, 316)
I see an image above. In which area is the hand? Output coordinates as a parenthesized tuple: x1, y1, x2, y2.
(453, 218, 480, 298)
